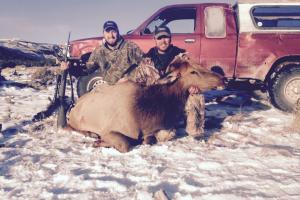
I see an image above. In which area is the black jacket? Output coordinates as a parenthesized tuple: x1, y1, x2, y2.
(145, 45, 185, 75)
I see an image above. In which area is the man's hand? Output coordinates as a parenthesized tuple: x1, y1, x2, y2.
(141, 57, 153, 65)
(86, 61, 95, 68)
(60, 61, 69, 71)
(117, 77, 129, 83)
(188, 86, 200, 94)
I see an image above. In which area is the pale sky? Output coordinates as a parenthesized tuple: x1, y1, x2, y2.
(0, 0, 234, 44)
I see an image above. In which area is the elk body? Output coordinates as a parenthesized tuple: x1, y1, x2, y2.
(68, 58, 224, 152)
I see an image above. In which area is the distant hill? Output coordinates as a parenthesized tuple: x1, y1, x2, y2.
(0, 39, 64, 68)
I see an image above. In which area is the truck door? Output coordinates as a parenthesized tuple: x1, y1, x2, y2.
(132, 6, 201, 62)
(200, 5, 237, 77)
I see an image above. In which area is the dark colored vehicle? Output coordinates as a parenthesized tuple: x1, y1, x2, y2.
(67, 0, 300, 112)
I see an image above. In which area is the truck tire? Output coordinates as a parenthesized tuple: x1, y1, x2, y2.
(76, 73, 105, 97)
(269, 65, 300, 112)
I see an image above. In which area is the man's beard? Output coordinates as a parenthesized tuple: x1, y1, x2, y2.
(106, 36, 119, 47)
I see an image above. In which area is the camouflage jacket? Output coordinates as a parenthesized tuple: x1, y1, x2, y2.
(87, 37, 144, 84)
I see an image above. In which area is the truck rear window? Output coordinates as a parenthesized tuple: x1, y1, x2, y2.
(252, 6, 300, 29)
(204, 7, 226, 38)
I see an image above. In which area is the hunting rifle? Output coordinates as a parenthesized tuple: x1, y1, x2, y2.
(32, 32, 74, 128)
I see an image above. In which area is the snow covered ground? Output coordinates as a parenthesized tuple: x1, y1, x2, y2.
(0, 66, 299, 200)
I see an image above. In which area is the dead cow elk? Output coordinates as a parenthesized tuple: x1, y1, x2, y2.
(68, 58, 224, 152)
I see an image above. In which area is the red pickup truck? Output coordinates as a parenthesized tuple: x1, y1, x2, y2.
(67, 0, 300, 112)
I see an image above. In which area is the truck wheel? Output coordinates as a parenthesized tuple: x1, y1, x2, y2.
(76, 73, 105, 97)
(269, 65, 300, 112)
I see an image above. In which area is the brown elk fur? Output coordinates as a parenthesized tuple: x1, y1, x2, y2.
(67, 57, 224, 152)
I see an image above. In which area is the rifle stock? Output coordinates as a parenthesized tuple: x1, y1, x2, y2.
(57, 32, 71, 128)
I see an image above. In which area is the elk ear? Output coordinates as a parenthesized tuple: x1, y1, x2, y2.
(156, 71, 181, 85)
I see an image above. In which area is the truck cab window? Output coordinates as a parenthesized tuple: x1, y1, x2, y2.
(252, 6, 300, 29)
(143, 8, 196, 34)
(204, 6, 226, 38)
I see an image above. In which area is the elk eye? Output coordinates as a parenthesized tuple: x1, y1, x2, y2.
(191, 71, 198, 75)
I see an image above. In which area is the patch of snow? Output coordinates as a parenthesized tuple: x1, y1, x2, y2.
(0, 67, 299, 199)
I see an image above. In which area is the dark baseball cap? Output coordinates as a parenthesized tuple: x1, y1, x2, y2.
(103, 20, 119, 32)
(154, 26, 171, 39)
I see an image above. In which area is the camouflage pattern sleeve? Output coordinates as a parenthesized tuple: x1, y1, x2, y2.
(128, 58, 161, 86)
(128, 42, 144, 66)
(185, 94, 205, 137)
(87, 47, 98, 64)
(86, 47, 99, 68)
(86, 46, 106, 75)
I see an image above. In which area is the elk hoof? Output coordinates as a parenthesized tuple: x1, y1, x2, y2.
(92, 140, 110, 148)
(155, 129, 176, 143)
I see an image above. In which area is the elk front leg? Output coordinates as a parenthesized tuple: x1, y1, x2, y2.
(98, 131, 132, 153)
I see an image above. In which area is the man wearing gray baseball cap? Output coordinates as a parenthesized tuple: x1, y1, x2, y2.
(130, 25, 206, 138)
(148, 25, 185, 74)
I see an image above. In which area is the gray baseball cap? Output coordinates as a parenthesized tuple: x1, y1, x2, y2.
(154, 26, 171, 39)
